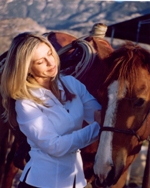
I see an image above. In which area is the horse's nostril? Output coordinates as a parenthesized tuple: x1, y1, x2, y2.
(107, 165, 116, 186)
(94, 175, 107, 188)
(94, 176, 100, 187)
(94, 165, 115, 187)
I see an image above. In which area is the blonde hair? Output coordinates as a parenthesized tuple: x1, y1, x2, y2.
(1, 32, 60, 124)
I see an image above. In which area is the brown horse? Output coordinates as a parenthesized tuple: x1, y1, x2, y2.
(0, 29, 150, 188)
(47, 31, 150, 188)
(92, 42, 150, 188)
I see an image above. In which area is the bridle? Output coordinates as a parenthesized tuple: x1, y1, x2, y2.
(97, 110, 150, 188)
(100, 109, 150, 142)
(101, 126, 141, 141)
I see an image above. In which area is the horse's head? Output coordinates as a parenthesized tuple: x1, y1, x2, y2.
(94, 42, 150, 187)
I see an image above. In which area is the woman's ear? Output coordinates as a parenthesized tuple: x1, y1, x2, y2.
(28, 65, 32, 76)
(28, 73, 32, 77)
(28, 72, 34, 78)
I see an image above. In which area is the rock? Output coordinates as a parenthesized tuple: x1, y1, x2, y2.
(0, 17, 48, 54)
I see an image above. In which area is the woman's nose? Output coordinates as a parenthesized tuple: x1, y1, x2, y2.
(47, 58, 54, 66)
(47, 61, 52, 66)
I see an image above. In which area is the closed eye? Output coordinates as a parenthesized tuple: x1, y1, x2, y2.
(36, 59, 44, 65)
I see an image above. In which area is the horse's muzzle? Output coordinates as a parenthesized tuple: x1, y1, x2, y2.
(94, 165, 116, 187)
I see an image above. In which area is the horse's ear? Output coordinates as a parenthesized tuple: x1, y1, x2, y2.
(91, 37, 113, 59)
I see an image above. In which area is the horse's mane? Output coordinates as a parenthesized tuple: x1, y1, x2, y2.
(104, 42, 150, 96)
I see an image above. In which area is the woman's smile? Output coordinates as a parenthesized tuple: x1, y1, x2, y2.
(47, 65, 56, 72)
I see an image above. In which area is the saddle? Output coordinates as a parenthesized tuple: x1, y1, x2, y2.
(58, 38, 97, 80)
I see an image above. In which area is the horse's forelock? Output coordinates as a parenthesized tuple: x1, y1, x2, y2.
(104, 42, 150, 96)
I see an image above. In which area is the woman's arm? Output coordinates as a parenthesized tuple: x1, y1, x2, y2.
(16, 99, 100, 157)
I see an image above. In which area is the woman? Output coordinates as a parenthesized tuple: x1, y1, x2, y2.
(1, 32, 101, 188)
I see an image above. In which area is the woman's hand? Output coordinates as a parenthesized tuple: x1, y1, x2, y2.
(94, 110, 101, 125)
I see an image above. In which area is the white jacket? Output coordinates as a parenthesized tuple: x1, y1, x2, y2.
(15, 75, 101, 188)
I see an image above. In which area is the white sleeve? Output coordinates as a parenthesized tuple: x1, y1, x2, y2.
(15, 100, 100, 157)
(79, 82, 101, 123)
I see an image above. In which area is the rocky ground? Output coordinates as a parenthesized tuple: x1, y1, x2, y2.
(0, 18, 48, 54)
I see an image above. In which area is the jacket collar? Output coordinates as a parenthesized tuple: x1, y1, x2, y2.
(30, 79, 64, 99)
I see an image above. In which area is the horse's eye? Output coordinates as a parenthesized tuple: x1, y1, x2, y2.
(134, 98, 145, 107)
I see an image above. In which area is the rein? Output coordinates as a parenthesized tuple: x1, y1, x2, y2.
(100, 110, 150, 142)
(101, 126, 141, 141)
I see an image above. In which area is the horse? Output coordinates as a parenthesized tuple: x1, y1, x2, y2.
(92, 42, 150, 188)
(46, 31, 150, 188)
(0, 24, 150, 188)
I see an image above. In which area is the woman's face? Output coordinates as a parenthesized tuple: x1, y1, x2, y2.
(30, 42, 58, 81)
